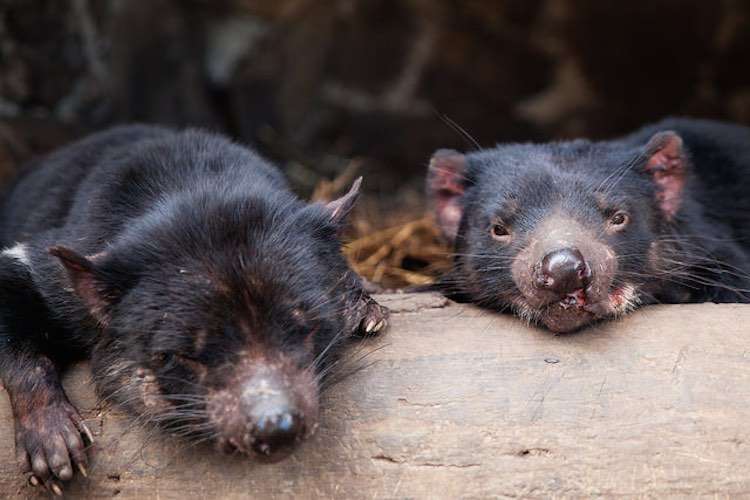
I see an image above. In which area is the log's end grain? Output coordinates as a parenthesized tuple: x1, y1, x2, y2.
(2, 294, 750, 498)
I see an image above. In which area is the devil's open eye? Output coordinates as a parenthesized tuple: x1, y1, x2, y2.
(607, 211, 629, 231)
(490, 221, 511, 242)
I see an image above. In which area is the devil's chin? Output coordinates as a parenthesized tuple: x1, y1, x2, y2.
(538, 296, 628, 333)
(539, 304, 597, 333)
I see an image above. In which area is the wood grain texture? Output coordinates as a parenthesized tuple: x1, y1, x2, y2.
(2, 294, 750, 498)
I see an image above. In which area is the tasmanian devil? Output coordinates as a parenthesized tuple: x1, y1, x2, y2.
(427, 117, 750, 333)
(0, 125, 388, 493)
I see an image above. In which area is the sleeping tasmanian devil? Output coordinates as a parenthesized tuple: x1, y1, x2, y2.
(0, 125, 388, 493)
(428, 118, 750, 333)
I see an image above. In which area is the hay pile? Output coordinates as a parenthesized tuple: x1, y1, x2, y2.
(345, 216, 451, 289)
(311, 167, 452, 289)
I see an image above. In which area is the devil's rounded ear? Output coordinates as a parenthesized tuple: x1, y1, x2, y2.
(49, 245, 112, 323)
(642, 131, 687, 219)
(325, 176, 362, 225)
(427, 149, 467, 243)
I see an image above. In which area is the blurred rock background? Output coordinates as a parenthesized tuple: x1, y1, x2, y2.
(1, 0, 749, 285)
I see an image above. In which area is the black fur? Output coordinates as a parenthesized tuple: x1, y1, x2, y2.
(429, 118, 750, 330)
(0, 125, 387, 490)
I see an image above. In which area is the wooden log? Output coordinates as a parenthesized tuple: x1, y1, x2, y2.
(2, 293, 750, 498)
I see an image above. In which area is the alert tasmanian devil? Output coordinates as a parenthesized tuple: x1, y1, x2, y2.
(427, 118, 750, 333)
(0, 125, 388, 493)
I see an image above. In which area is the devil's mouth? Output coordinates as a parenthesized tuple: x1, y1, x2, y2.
(529, 286, 632, 333)
(558, 289, 587, 310)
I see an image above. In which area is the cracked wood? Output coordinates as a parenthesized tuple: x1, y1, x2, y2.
(1, 295, 750, 498)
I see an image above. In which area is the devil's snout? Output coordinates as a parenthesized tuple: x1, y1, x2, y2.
(239, 372, 307, 462)
(534, 247, 592, 296)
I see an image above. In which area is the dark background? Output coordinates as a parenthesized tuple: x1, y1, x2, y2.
(1, 0, 749, 283)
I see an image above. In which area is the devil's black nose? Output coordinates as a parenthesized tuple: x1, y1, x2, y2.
(536, 248, 591, 295)
(250, 408, 303, 460)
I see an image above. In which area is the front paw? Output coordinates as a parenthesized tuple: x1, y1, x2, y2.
(15, 399, 93, 495)
(356, 296, 389, 336)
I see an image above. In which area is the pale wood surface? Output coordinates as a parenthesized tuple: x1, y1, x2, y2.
(2, 294, 750, 498)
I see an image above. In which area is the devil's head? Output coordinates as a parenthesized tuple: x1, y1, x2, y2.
(428, 132, 690, 333)
(50, 179, 363, 461)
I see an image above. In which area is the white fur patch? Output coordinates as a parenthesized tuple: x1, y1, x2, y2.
(1, 243, 31, 267)
(618, 284, 641, 315)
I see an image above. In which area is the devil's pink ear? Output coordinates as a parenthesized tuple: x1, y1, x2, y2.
(643, 131, 686, 219)
(325, 177, 362, 225)
(427, 149, 467, 243)
(49, 246, 110, 323)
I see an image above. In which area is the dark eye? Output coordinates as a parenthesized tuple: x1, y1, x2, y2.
(490, 222, 511, 241)
(152, 352, 174, 368)
(608, 211, 629, 229)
